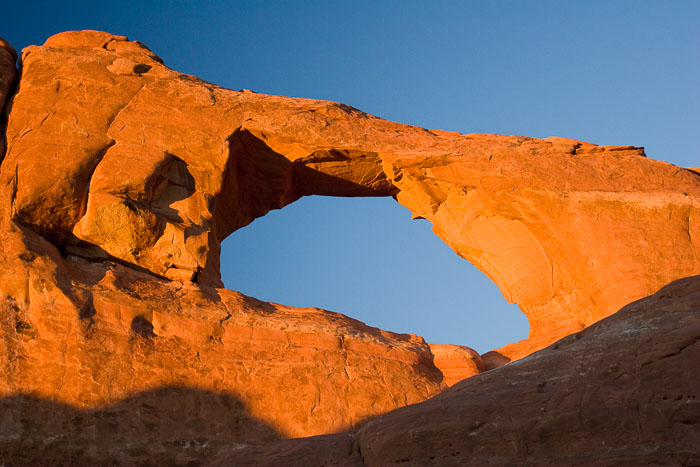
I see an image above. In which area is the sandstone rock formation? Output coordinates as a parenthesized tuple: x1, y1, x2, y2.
(3, 267, 696, 465)
(0, 38, 16, 161)
(220, 275, 700, 466)
(427, 344, 484, 386)
(0, 30, 698, 465)
(0, 219, 464, 441)
(4, 31, 699, 364)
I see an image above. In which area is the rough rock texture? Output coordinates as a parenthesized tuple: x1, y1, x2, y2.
(0, 219, 465, 444)
(0, 30, 699, 464)
(217, 275, 700, 466)
(427, 344, 484, 386)
(0, 38, 16, 160)
(3, 31, 699, 363)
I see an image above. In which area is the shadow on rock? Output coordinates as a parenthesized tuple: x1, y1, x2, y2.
(0, 386, 282, 465)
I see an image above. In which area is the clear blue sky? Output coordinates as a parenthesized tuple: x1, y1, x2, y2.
(2, 1, 698, 353)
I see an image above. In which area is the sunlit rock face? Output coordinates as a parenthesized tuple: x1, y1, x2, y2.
(0, 38, 16, 161)
(4, 31, 699, 363)
(0, 219, 453, 441)
(0, 32, 481, 456)
(0, 30, 698, 465)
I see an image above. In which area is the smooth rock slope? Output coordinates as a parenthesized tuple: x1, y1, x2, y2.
(221, 275, 700, 466)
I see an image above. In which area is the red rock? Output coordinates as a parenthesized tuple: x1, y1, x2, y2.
(4, 31, 698, 363)
(0, 30, 699, 464)
(0, 221, 455, 445)
(352, 275, 700, 466)
(217, 276, 700, 466)
(428, 344, 484, 385)
(0, 32, 487, 456)
(0, 37, 16, 160)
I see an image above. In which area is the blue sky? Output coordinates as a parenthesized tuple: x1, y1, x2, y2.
(2, 1, 698, 352)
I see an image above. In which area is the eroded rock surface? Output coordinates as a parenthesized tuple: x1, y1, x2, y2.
(0, 38, 16, 161)
(218, 276, 700, 466)
(427, 344, 484, 386)
(0, 220, 453, 459)
(3, 31, 699, 362)
(0, 30, 698, 465)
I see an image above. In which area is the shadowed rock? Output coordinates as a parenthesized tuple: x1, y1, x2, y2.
(0, 387, 281, 465)
(214, 275, 700, 466)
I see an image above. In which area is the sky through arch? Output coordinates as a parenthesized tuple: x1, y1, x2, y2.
(220, 196, 527, 354)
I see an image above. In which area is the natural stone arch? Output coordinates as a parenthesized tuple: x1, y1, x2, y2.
(218, 193, 529, 357)
(2, 30, 699, 361)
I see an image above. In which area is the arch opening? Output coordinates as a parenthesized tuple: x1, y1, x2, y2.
(220, 195, 529, 354)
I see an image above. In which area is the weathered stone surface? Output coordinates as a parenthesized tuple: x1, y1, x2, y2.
(4, 31, 699, 363)
(216, 276, 700, 466)
(353, 275, 700, 466)
(0, 220, 458, 457)
(0, 30, 699, 464)
(0, 37, 16, 161)
(3, 270, 697, 465)
(427, 344, 484, 386)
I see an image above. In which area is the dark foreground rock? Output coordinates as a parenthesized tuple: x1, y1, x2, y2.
(218, 275, 700, 466)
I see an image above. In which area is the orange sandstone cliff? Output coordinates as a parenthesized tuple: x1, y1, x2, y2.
(0, 31, 698, 465)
